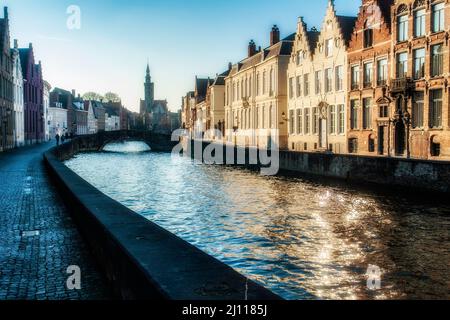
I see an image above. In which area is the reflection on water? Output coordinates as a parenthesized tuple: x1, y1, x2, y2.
(103, 141, 151, 153)
(65, 142, 450, 300)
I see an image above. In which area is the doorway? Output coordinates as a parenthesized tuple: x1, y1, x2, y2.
(378, 126, 385, 155)
(319, 118, 327, 149)
(395, 121, 406, 156)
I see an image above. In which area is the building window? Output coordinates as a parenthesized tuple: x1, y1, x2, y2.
(263, 71, 266, 94)
(431, 139, 441, 156)
(289, 77, 294, 99)
(338, 104, 345, 134)
(315, 71, 322, 94)
(368, 136, 375, 152)
(363, 62, 373, 88)
(296, 109, 302, 134)
(431, 44, 443, 77)
(363, 21, 373, 48)
(351, 66, 360, 90)
(289, 110, 295, 134)
(256, 74, 260, 96)
(296, 51, 303, 65)
(269, 69, 274, 96)
(379, 105, 389, 118)
(312, 107, 319, 135)
(348, 138, 358, 154)
(412, 91, 424, 128)
(325, 68, 333, 93)
(330, 105, 336, 134)
(304, 108, 310, 134)
(413, 48, 426, 79)
(363, 97, 372, 129)
(397, 14, 409, 42)
(377, 59, 388, 86)
(414, 8, 426, 37)
(429, 89, 442, 128)
(397, 52, 408, 78)
(432, 2, 445, 33)
(350, 99, 359, 130)
(296, 76, 301, 97)
(325, 38, 333, 57)
(335, 66, 343, 91)
(304, 74, 310, 96)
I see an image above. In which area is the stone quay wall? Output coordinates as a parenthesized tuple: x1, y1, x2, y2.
(185, 138, 450, 193)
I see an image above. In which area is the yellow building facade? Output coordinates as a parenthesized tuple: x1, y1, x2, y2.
(224, 26, 294, 149)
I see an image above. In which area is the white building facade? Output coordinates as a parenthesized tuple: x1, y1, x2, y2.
(86, 101, 98, 134)
(287, 2, 356, 153)
(43, 81, 51, 141)
(11, 40, 24, 147)
(48, 103, 68, 139)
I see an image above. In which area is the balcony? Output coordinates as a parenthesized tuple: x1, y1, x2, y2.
(390, 78, 412, 94)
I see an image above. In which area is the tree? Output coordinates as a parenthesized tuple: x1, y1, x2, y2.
(82, 92, 104, 101)
(104, 92, 121, 103)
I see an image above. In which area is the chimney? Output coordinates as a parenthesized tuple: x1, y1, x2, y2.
(228, 62, 232, 70)
(248, 40, 257, 57)
(3, 7, 8, 20)
(13, 39, 18, 49)
(270, 25, 280, 46)
(72, 89, 76, 97)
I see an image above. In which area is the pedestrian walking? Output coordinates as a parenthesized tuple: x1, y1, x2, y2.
(55, 134, 60, 146)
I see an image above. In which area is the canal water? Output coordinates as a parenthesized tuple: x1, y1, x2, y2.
(65, 141, 450, 300)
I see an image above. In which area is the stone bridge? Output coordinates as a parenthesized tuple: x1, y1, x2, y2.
(55, 130, 178, 161)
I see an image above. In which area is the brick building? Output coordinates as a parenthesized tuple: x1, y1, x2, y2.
(347, 0, 394, 156)
(0, 7, 14, 151)
(389, 0, 450, 160)
(19, 43, 44, 144)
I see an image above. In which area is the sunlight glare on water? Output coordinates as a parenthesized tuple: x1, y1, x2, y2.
(65, 142, 450, 300)
(102, 141, 151, 153)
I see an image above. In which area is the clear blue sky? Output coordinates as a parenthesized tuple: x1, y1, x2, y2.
(3, 0, 358, 112)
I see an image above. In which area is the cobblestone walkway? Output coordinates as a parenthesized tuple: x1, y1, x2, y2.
(0, 143, 112, 300)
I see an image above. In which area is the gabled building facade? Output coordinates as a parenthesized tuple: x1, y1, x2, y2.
(194, 77, 213, 138)
(0, 7, 14, 151)
(43, 80, 51, 141)
(389, 0, 450, 159)
(347, 0, 393, 156)
(204, 70, 229, 140)
(288, 1, 356, 153)
(19, 43, 44, 144)
(11, 39, 24, 147)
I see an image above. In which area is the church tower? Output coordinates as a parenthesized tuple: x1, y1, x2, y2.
(144, 63, 154, 113)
